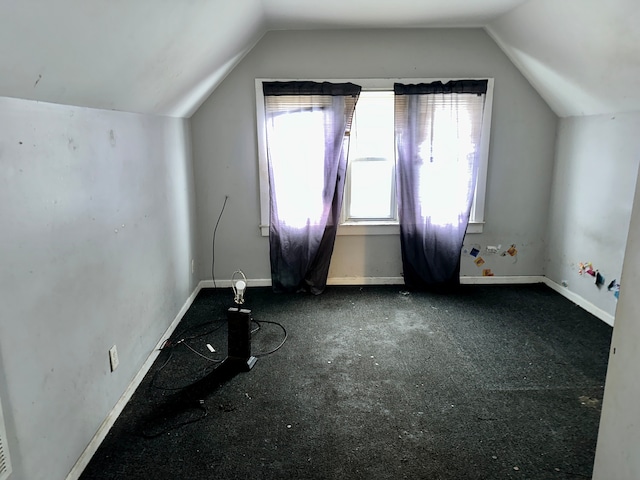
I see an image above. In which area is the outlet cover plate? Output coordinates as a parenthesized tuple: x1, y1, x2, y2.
(109, 345, 119, 371)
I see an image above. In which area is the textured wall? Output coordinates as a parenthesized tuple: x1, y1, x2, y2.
(546, 113, 640, 319)
(0, 96, 197, 479)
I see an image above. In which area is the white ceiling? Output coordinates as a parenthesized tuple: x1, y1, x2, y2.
(486, 0, 640, 117)
(263, 0, 526, 29)
(0, 0, 637, 118)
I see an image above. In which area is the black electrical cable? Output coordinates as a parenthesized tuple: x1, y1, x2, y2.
(150, 349, 189, 391)
(168, 318, 226, 346)
(211, 195, 229, 289)
(151, 318, 227, 392)
(151, 314, 231, 392)
(150, 347, 223, 392)
(251, 319, 288, 357)
(153, 314, 286, 389)
(144, 316, 287, 438)
(149, 306, 286, 422)
(150, 349, 177, 388)
(181, 341, 224, 363)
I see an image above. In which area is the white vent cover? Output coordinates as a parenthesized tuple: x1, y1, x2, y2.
(0, 396, 12, 480)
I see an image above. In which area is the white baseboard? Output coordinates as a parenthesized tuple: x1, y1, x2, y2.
(460, 275, 544, 285)
(542, 278, 615, 327)
(66, 282, 205, 480)
(328, 276, 546, 286)
(202, 276, 545, 287)
(203, 277, 406, 287)
(199, 278, 273, 289)
(327, 276, 404, 285)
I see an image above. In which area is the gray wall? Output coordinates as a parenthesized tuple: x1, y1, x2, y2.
(0, 96, 197, 480)
(546, 113, 640, 319)
(593, 164, 640, 479)
(190, 28, 558, 284)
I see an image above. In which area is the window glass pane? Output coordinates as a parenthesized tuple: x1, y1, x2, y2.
(346, 92, 395, 221)
(350, 92, 395, 160)
(414, 96, 484, 226)
(349, 159, 394, 219)
(267, 110, 326, 227)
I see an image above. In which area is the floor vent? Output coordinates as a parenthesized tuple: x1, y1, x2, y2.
(0, 396, 11, 480)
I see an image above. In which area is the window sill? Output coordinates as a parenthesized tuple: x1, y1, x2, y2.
(260, 222, 484, 236)
(337, 222, 399, 236)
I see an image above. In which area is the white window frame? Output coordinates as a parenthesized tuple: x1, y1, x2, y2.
(255, 78, 494, 236)
(344, 155, 397, 223)
(342, 90, 397, 225)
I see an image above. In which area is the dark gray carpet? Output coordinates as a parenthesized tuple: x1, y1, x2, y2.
(80, 284, 612, 480)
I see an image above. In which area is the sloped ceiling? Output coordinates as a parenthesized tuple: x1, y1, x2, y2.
(0, 0, 266, 118)
(1, 0, 637, 118)
(486, 0, 640, 117)
(263, 0, 526, 29)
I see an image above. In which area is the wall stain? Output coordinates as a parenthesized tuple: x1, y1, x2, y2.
(68, 137, 78, 151)
(34, 74, 42, 87)
(109, 129, 116, 147)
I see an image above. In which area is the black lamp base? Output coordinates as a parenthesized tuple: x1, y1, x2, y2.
(226, 306, 257, 371)
(224, 355, 257, 372)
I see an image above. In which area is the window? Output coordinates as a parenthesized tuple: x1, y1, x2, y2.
(255, 78, 493, 236)
(343, 91, 397, 223)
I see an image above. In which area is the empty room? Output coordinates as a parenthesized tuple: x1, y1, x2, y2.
(1, 1, 640, 479)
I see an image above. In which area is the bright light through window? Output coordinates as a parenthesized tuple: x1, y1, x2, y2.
(267, 110, 326, 228)
(255, 79, 493, 236)
(345, 91, 396, 221)
(417, 103, 478, 226)
(349, 159, 394, 218)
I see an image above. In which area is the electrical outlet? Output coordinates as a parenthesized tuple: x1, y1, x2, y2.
(191, 258, 195, 274)
(109, 345, 119, 372)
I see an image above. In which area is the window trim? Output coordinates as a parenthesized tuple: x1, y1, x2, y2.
(344, 156, 398, 223)
(255, 78, 494, 236)
(342, 90, 397, 224)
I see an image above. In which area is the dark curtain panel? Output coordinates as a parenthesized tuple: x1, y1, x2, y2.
(263, 81, 361, 294)
(394, 80, 488, 289)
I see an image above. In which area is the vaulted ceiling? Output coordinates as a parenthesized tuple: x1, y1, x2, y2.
(1, 0, 638, 118)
